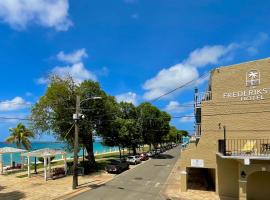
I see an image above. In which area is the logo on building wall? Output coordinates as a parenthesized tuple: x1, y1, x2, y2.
(246, 70, 260, 87)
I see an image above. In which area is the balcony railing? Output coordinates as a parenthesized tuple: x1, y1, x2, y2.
(195, 123, 201, 138)
(218, 139, 270, 157)
(194, 91, 212, 108)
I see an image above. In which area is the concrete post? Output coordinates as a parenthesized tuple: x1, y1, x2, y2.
(48, 156, 51, 179)
(0, 154, 3, 174)
(239, 180, 247, 200)
(64, 155, 67, 175)
(180, 170, 188, 192)
(44, 157, 47, 181)
(27, 156, 31, 178)
(20, 155, 24, 169)
(10, 154, 13, 167)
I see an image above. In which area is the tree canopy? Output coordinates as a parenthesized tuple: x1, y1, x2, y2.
(6, 123, 34, 150)
(31, 76, 189, 167)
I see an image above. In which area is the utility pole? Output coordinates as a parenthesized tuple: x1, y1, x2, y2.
(72, 95, 80, 189)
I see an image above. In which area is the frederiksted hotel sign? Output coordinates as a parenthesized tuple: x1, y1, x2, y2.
(223, 70, 269, 101)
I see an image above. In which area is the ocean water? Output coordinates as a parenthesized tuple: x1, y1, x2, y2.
(0, 142, 118, 165)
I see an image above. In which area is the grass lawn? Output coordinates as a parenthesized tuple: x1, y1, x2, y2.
(5, 145, 150, 178)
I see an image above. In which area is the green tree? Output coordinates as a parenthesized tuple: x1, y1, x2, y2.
(31, 76, 117, 167)
(6, 123, 35, 150)
(102, 102, 142, 155)
(138, 102, 171, 148)
(163, 126, 181, 144)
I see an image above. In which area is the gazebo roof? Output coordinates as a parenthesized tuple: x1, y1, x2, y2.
(0, 147, 27, 154)
(21, 148, 67, 158)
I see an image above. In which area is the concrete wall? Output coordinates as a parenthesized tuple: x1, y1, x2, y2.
(247, 171, 270, 200)
(216, 156, 239, 200)
(179, 58, 270, 198)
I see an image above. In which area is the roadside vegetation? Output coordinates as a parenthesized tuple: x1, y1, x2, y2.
(5, 75, 188, 173)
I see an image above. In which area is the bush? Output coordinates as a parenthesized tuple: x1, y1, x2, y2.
(38, 156, 55, 163)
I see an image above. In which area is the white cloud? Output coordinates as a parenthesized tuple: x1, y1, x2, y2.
(0, 97, 31, 112)
(143, 43, 237, 100)
(165, 101, 192, 114)
(0, 0, 72, 31)
(184, 44, 237, 68)
(246, 32, 269, 56)
(38, 49, 97, 84)
(143, 64, 199, 100)
(116, 92, 138, 105)
(37, 77, 49, 85)
(51, 62, 97, 84)
(179, 114, 194, 123)
(57, 49, 88, 64)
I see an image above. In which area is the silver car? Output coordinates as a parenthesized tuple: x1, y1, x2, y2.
(126, 155, 141, 165)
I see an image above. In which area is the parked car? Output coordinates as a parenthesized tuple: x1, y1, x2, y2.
(126, 155, 141, 165)
(139, 153, 149, 161)
(146, 151, 155, 157)
(105, 159, 129, 174)
(155, 148, 161, 154)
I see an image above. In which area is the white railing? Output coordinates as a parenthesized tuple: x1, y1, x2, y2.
(194, 91, 212, 108)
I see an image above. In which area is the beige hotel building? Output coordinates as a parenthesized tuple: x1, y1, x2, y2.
(180, 58, 270, 200)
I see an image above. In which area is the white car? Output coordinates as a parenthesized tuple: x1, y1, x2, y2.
(126, 155, 141, 165)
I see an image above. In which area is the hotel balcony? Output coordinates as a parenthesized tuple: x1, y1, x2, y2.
(194, 91, 212, 108)
(218, 139, 270, 159)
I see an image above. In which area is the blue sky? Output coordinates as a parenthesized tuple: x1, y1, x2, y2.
(0, 0, 270, 141)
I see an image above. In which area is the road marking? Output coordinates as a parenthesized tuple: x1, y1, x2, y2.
(145, 181, 151, 186)
(155, 182, 160, 187)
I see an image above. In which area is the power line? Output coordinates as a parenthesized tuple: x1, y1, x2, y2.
(151, 72, 209, 102)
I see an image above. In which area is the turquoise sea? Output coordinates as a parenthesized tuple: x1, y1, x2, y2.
(0, 142, 118, 165)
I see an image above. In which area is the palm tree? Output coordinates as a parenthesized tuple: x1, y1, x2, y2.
(6, 123, 35, 150)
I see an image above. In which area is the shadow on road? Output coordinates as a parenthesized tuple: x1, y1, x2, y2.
(0, 191, 25, 200)
(151, 154, 174, 159)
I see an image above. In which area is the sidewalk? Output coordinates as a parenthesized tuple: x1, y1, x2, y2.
(162, 154, 219, 200)
(0, 171, 115, 200)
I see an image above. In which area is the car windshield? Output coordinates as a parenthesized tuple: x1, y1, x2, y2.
(127, 156, 134, 159)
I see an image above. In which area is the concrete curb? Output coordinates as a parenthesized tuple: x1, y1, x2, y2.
(159, 147, 182, 200)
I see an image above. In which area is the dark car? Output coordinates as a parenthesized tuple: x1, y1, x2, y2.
(105, 159, 129, 174)
(139, 153, 149, 161)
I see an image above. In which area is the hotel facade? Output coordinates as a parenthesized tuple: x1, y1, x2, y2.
(180, 58, 270, 200)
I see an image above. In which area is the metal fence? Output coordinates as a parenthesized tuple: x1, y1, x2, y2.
(218, 139, 270, 157)
(194, 91, 212, 108)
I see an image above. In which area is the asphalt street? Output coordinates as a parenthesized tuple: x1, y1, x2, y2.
(70, 146, 181, 200)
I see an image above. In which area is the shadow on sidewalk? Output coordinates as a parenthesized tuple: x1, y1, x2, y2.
(151, 154, 174, 159)
(0, 191, 25, 200)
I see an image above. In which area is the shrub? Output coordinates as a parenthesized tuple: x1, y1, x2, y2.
(38, 156, 55, 163)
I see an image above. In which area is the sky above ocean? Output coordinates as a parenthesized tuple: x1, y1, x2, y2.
(0, 0, 270, 141)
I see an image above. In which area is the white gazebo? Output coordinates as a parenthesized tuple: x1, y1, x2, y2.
(22, 148, 67, 181)
(0, 147, 27, 174)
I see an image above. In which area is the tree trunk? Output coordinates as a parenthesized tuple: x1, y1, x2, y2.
(132, 145, 137, 155)
(118, 146, 122, 159)
(84, 132, 96, 167)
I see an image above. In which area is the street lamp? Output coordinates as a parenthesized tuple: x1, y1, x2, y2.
(72, 95, 102, 190)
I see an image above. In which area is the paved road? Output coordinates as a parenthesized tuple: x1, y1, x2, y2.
(70, 146, 181, 200)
